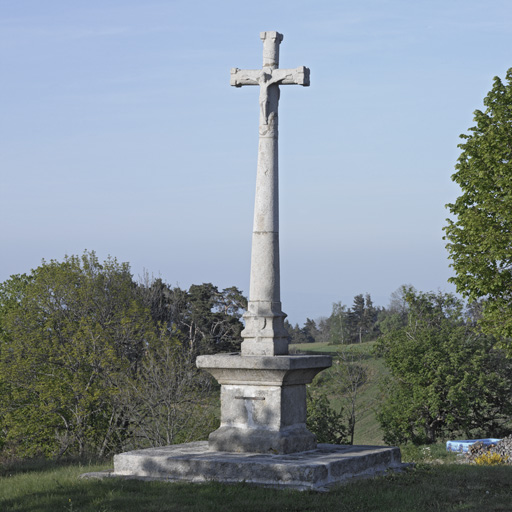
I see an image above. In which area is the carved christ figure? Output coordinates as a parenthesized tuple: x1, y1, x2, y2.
(231, 66, 310, 127)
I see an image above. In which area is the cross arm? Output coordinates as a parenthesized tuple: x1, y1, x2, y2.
(230, 66, 310, 88)
(270, 66, 310, 87)
(230, 68, 262, 87)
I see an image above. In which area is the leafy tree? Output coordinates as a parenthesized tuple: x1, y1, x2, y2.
(0, 252, 151, 457)
(444, 68, 512, 349)
(347, 294, 380, 344)
(137, 278, 246, 354)
(330, 350, 369, 445)
(377, 285, 413, 335)
(328, 302, 349, 345)
(376, 290, 512, 445)
(0, 254, 247, 459)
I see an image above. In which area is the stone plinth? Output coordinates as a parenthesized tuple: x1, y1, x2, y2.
(100, 442, 406, 491)
(196, 353, 331, 454)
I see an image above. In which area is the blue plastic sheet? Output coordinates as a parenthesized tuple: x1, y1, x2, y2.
(446, 438, 501, 452)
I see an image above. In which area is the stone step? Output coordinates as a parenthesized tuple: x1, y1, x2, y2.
(101, 441, 405, 491)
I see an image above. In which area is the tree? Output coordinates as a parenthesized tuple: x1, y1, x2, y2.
(137, 278, 246, 355)
(330, 349, 369, 445)
(0, 254, 246, 459)
(0, 252, 151, 457)
(328, 302, 349, 345)
(314, 316, 331, 344)
(114, 331, 218, 450)
(347, 294, 380, 344)
(444, 68, 512, 349)
(375, 290, 512, 445)
(377, 285, 413, 335)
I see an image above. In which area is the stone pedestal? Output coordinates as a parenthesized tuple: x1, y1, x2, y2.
(87, 443, 406, 491)
(196, 353, 331, 454)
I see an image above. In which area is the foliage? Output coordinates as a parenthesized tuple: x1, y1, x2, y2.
(0, 252, 151, 458)
(444, 68, 512, 349)
(329, 350, 369, 444)
(114, 332, 218, 449)
(306, 391, 348, 444)
(138, 277, 246, 354)
(474, 451, 509, 466)
(327, 295, 381, 345)
(376, 290, 512, 445)
(286, 293, 382, 347)
(0, 253, 243, 460)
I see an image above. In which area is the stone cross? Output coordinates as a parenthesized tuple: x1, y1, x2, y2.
(231, 31, 310, 356)
(196, 32, 330, 455)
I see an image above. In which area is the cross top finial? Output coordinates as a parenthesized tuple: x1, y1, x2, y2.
(260, 31, 283, 69)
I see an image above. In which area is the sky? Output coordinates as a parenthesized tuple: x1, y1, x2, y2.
(1, 0, 511, 324)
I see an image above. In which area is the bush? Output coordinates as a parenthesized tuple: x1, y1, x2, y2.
(306, 391, 348, 444)
(474, 452, 509, 466)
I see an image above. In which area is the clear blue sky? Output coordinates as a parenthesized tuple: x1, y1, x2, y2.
(2, 0, 511, 324)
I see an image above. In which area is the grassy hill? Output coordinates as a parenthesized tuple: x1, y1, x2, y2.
(2, 456, 512, 511)
(4, 342, 512, 510)
(291, 340, 388, 445)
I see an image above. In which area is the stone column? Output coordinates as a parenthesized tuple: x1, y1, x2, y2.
(241, 31, 288, 357)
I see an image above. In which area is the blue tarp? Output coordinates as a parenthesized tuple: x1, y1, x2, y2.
(446, 438, 502, 452)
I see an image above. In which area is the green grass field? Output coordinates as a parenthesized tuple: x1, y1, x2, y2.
(2, 456, 512, 512)
(3, 342, 512, 511)
(291, 340, 388, 445)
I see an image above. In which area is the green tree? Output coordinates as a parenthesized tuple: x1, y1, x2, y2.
(444, 68, 512, 349)
(328, 302, 349, 345)
(137, 278, 246, 355)
(114, 331, 218, 449)
(376, 290, 512, 445)
(0, 252, 154, 457)
(347, 294, 380, 344)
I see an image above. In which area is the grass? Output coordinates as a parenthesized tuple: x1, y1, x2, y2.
(2, 457, 512, 511)
(4, 343, 511, 510)
(291, 340, 388, 445)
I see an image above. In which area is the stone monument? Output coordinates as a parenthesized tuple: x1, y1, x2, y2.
(195, 31, 330, 455)
(87, 32, 404, 490)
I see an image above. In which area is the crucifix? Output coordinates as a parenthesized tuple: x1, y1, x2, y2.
(112, 31, 401, 471)
(195, 31, 328, 455)
(231, 31, 310, 356)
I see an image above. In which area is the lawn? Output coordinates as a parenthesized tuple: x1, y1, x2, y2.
(1, 457, 512, 511)
(3, 343, 511, 511)
(292, 341, 388, 445)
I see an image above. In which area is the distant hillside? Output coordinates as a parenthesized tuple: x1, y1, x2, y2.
(291, 341, 389, 445)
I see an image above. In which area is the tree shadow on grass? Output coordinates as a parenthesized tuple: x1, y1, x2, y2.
(0, 456, 111, 478)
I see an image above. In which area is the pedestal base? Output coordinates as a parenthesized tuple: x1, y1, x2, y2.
(196, 353, 331, 454)
(208, 425, 316, 454)
(84, 442, 406, 491)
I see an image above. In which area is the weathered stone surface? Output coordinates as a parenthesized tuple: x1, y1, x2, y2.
(105, 442, 405, 490)
(208, 426, 316, 454)
(197, 354, 331, 454)
(232, 31, 310, 357)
